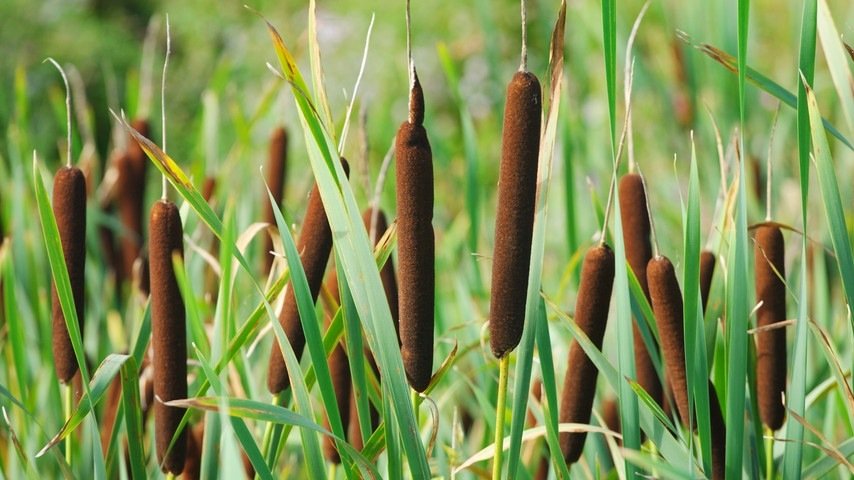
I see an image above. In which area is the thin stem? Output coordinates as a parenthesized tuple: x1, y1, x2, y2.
(519, 0, 528, 72)
(160, 13, 172, 201)
(64, 384, 72, 464)
(765, 426, 774, 479)
(640, 169, 661, 257)
(765, 104, 781, 222)
(45, 58, 72, 167)
(492, 355, 510, 480)
(258, 393, 281, 479)
(405, 0, 414, 91)
(412, 389, 420, 427)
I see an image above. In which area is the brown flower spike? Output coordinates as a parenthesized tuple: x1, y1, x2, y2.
(51, 166, 87, 384)
(489, 70, 542, 359)
(558, 244, 615, 464)
(149, 199, 187, 474)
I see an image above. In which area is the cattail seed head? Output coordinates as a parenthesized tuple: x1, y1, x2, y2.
(116, 119, 150, 282)
(321, 269, 351, 464)
(559, 244, 615, 464)
(489, 70, 542, 359)
(647, 255, 690, 426)
(201, 176, 217, 204)
(51, 166, 87, 384)
(699, 250, 716, 314)
(618, 173, 663, 409)
(363, 207, 400, 341)
(266, 160, 349, 394)
(754, 225, 786, 430)
(396, 85, 435, 392)
(149, 199, 187, 474)
(262, 126, 289, 273)
(708, 380, 726, 480)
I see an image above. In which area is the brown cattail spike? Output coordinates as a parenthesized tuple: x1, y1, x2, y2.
(708, 380, 726, 480)
(409, 71, 425, 126)
(322, 270, 351, 464)
(647, 256, 690, 426)
(396, 81, 435, 392)
(754, 225, 786, 430)
(363, 207, 400, 341)
(618, 173, 663, 409)
(559, 244, 615, 464)
(489, 70, 542, 359)
(266, 159, 350, 394)
(149, 199, 187, 474)
(699, 250, 716, 314)
(116, 119, 150, 282)
(51, 166, 87, 384)
(262, 127, 288, 273)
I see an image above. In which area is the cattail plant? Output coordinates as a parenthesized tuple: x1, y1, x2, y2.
(618, 173, 663, 409)
(116, 119, 150, 282)
(754, 225, 786, 430)
(346, 207, 396, 450)
(699, 250, 716, 314)
(266, 159, 349, 394)
(149, 199, 187, 474)
(647, 255, 690, 425)
(322, 269, 351, 464)
(364, 207, 400, 340)
(488, 71, 542, 359)
(487, 3, 541, 472)
(395, 53, 435, 391)
(601, 398, 621, 437)
(51, 166, 87, 384)
(262, 126, 288, 274)
(708, 380, 726, 480)
(558, 244, 615, 464)
(201, 176, 217, 203)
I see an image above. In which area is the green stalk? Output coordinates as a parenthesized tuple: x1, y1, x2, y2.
(764, 426, 774, 479)
(492, 356, 509, 480)
(64, 384, 72, 465)
(258, 393, 281, 478)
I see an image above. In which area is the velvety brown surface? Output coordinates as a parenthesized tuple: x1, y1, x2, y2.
(754, 225, 787, 430)
(266, 160, 348, 394)
(618, 173, 663, 410)
(559, 245, 614, 464)
(708, 380, 726, 480)
(262, 126, 288, 273)
(409, 71, 425, 126)
(116, 119, 149, 282)
(363, 207, 400, 341)
(489, 70, 542, 359)
(321, 269, 351, 464)
(149, 199, 187, 474)
(647, 256, 690, 427)
(395, 117, 435, 392)
(700, 250, 716, 314)
(51, 166, 87, 384)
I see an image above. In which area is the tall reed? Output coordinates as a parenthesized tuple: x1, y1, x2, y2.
(116, 119, 150, 282)
(699, 250, 716, 314)
(262, 126, 288, 274)
(618, 173, 663, 408)
(149, 199, 187, 474)
(396, 73, 435, 392)
(51, 166, 87, 384)
(558, 244, 615, 464)
(754, 225, 786, 430)
(266, 159, 349, 394)
(489, 70, 542, 359)
(322, 269, 351, 464)
(647, 255, 690, 425)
